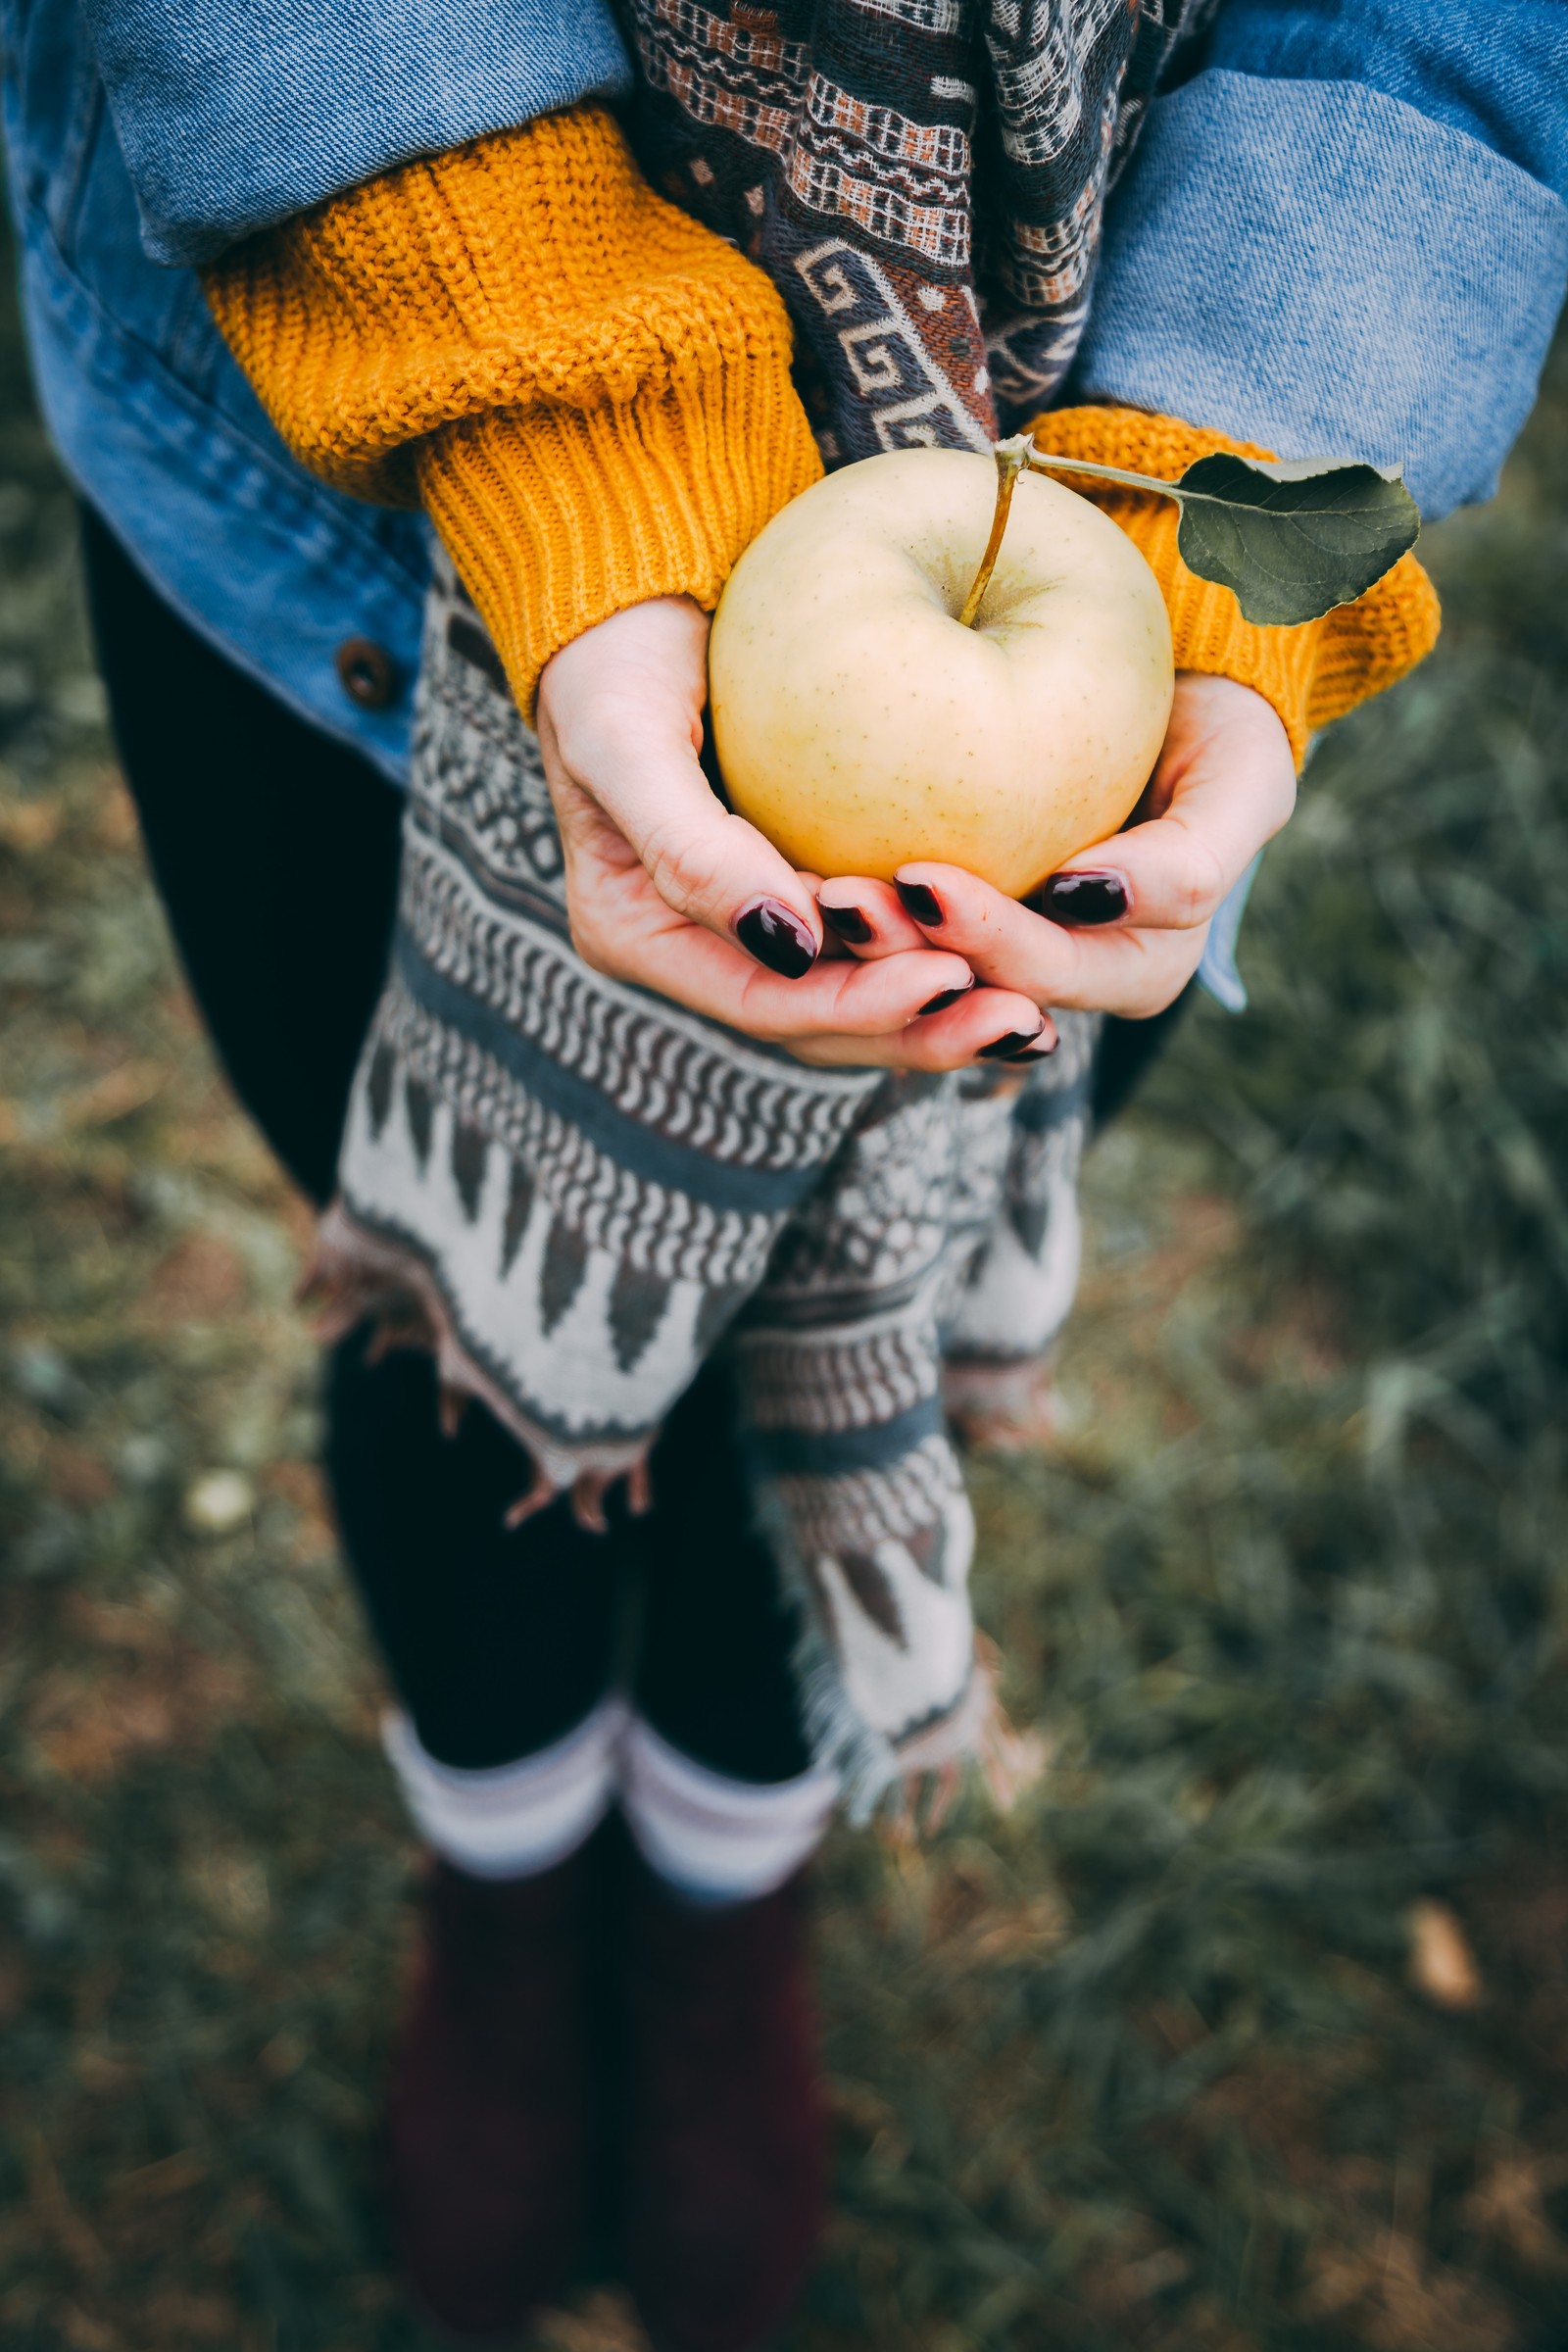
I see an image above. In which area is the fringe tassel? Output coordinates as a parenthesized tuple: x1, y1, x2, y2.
(301, 1197, 657, 1533)
(761, 1497, 1049, 1833)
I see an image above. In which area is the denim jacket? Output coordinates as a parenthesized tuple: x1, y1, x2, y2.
(3, 0, 1566, 813)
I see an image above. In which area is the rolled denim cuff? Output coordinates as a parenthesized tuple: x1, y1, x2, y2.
(80, 0, 631, 264)
(1072, 72, 1568, 522)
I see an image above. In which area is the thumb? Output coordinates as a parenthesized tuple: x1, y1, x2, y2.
(537, 598, 823, 976)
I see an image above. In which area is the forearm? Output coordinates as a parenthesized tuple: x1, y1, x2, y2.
(203, 106, 822, 714)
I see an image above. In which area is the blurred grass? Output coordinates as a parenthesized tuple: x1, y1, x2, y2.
(2, 197, 1566, 2350)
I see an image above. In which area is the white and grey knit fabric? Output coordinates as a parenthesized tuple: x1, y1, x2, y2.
(310, 552, 1097, 1813)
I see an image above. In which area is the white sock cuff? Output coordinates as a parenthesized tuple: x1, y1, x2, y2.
(620, 1714, 838, 1903)
(383, 1695, 626, 1880)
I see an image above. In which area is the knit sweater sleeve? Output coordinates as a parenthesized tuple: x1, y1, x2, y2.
(203, 100, 1436, 759)
(1034, 408, 1442, 769)
(202, 104, 823, 716)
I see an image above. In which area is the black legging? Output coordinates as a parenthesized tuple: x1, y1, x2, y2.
(80, 505, 812, 1785)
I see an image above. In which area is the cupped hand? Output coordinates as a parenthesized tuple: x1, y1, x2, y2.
(534, 596, 1046, 1068)
(817, 672, 1297, 1029)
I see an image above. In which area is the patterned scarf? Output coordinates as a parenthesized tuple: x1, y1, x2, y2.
(313, 3, 1212, 1810)
(623, 0, 1216, 457)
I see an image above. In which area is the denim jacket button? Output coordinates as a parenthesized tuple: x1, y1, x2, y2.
(335, 636, 400, 710)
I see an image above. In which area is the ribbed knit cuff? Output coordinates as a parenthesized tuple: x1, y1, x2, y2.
(1033, 407, 1442, 767)
(418, 327, 818, 715)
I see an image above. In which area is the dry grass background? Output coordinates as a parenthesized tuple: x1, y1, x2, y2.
(1, 214, 1566, 2351)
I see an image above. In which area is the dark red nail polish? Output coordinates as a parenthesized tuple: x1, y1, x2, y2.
(917, 979, 974, 1016)
(895, 878, 945, 927)
(976, 1026, 1045, 1060)
(819, 900, 874, 946)
(1030, 868, 1130, 927)
(734, 897, 817, 978)
(1002, 1032, 1058, 1062)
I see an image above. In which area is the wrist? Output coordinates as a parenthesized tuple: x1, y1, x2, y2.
(537, 596, 709, 759)
(421, 309, 815, 721)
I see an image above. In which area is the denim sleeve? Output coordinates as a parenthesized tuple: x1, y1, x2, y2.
(1070, 2, 1568, 519)
(79, 0, 633, 266)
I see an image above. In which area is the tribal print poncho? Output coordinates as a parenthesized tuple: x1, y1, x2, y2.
(312, 1, 1217, 1813)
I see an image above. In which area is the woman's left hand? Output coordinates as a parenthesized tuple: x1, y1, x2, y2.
(817, 673, 1298, 1025)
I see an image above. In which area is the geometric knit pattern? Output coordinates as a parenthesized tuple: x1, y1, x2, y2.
(623, 0, 1221, 458)
(309, 550, 1100, 1814)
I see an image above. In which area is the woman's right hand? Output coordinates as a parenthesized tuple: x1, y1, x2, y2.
(534, 596, 1054, 1069)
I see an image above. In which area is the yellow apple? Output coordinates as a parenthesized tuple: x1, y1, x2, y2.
(708, 448, 1174, 899)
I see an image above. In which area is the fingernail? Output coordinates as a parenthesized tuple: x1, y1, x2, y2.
(818, 899, 874, 946)
(1030, 868, 1130, 927)
(1002, 1032, 1058, 1062)
(917, 978, 975, 1016)
(734, 897, 818, 978)
(895, 878, 945, 927)
(976, 1025, 1046, 1060)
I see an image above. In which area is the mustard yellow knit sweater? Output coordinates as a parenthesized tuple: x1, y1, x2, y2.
(205, 105, 1440, 760)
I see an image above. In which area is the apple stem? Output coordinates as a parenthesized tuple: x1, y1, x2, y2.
(956, 435, 1032, 628)
(958, 437, 1198, 631)
(1024, 449, 1192, 503)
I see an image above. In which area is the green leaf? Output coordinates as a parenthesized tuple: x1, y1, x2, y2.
(1172, 452, 1421, 626)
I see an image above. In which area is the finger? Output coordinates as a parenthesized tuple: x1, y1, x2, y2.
(549, 725, 827, 975)
(894, 981, 1055, 1065)
(1030, 678, 1297, 934)
(737, 939, 1007, 1041)
(794, 990, 1059, 1070)
(538, 599, 825, 971)
(817, 877, 940, 960)
(892, 861, 1209, 1018)
(795, 872, 851, 960)
(580, 879, 979, 1040)
(1031, 771, 1293, 934)
(803, 875, 943, 973)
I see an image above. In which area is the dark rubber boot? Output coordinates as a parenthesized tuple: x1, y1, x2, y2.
(385, 1847, 594, 2342)
(624, 1862, 826, 2352)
